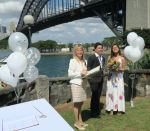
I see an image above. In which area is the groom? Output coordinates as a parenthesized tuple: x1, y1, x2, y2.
(87, 42, 105, 117)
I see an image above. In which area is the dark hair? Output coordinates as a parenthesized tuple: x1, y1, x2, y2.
(94, 42, 103, 50)
(110, 44, 121, 58)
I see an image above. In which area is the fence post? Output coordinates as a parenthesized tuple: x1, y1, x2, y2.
(35, 75, 49, 102)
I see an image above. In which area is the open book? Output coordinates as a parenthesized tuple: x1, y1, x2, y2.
(86, 66, 100, 77)
(2, 115, 39, 131)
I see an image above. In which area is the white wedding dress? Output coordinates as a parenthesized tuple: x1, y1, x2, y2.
(105, 58, 125, 112)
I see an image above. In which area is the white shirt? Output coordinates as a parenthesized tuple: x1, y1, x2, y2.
(95, 53, 103, 68)
(68, 58, 87, 85)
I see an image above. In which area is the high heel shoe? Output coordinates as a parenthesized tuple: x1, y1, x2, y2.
(80, 123, 88, 127)
(74, 123, 85, 130)
(110, 111, 113, 115)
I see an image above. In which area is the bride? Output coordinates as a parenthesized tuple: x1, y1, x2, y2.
(105, 44, 126, 115)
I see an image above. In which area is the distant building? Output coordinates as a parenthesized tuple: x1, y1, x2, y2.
(0, 24, 8, 40)
(0, 25, 7, 33)
(9, 21, 16, 33)
(61, 48, 69, 52)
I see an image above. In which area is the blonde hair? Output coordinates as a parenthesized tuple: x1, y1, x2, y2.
(73, 44, 85, 61)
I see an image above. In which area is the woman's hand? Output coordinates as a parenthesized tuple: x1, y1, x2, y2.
(1, 82, 8, 88)
(81, 69, 87, 77)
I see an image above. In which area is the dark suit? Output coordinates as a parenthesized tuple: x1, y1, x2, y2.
(87, 53, 105, 116)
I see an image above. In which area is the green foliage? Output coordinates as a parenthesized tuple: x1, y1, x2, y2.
(102, 36, 123, 48)
(0, 39, 8, 49)
(32, 40, 58, 50)
(134, 51, 150, 69)
(83, 43, 91, 52)
(68, 43, 73, 52)
(58, 44, 66, 49)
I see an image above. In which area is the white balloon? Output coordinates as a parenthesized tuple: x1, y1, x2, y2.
(133, 36, 145, 49)
(0, 65, 18, 87)
(8, 32, 28, 53)
(129, 47, 142, 63)
(7, 52, 27, 77)
(127, 32, 138, 46)
(25, 47, 41, 65)
(24, 65, 39, 83)
(124, 46, 133, 60)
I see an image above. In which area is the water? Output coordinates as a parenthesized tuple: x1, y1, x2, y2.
(0, 51, 89, 77)
(0, 50, 72, 77)
(36, 55, 72, 77)
(0, 50, 12, 59)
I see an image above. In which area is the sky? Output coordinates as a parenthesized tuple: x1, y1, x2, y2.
(0, 0, 115, 43)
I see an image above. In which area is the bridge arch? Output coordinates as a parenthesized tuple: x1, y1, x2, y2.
(16, 0, 125, 37)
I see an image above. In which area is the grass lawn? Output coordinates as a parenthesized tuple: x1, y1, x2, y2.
(55, 96, 150, 131)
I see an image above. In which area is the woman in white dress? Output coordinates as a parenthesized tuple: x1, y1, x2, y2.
(106, 44, 126, 115)
(68, 44, 88, 130)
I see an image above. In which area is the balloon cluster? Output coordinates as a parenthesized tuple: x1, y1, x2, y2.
(124, 32, 145, 63)
(0, 32, 41, 87)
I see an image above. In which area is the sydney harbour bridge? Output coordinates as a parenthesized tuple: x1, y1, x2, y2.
(16, 0, 125, 38)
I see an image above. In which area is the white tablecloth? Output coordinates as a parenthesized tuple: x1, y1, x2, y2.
(0, 99, 74, 131)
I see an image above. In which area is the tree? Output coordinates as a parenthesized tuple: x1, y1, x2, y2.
(102, 36, 123, 49)
(32, 40, 58, 52)
(0, 39, 8, 49)
(83, 43, 90, 52)
(68, 43, 73, 52)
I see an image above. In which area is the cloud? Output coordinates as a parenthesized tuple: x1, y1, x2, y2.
(0, 1, 114, 43)
(49, 25, 66, 32)
(32, 17, 115, 43)
(0, 0, 25, 26)
(90, 28, 99, 34)
(88, 23, 100, 26)
(0, 1, 24, 14)
(74, 27, 86, 34)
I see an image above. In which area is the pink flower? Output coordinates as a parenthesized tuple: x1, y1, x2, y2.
(115, 104, 118, 109)
(108, 93, 113, 101)
(119, 95, 123, 100)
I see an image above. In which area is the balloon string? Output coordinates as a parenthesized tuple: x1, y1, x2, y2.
(2, 57, 7, 61)
(13, 87, 20, 104)
(0, 57, 7, 65)
(130, 62, 135, 107)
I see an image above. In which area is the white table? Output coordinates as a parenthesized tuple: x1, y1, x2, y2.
(0, 99, 74, 131)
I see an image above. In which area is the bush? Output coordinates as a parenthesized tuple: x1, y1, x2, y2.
(134, 51, 150, 69)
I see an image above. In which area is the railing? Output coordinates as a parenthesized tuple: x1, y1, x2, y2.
(0, 69, 150, 107)
(0, 33, 9, 40)
(38, 0, 96, 21)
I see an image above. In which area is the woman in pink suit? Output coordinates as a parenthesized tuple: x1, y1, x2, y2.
(68, 44, 88, 130)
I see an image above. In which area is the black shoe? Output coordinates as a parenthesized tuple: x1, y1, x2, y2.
(91, 112, 100, 118)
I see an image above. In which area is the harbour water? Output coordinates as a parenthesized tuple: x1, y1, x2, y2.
(0, 50, 72, 77)
(36, 54, 72, 77)
(0, 50, 111, 78)
(0, 50, 94, 77)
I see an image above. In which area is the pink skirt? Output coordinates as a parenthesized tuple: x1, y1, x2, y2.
(71, 84, 86, 103)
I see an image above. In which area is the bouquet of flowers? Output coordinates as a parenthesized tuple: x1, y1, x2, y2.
(107, 59, 120, 71)
(107, 59, 120, 80)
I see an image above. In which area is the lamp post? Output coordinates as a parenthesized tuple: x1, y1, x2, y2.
(23, 15, 34, 48)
